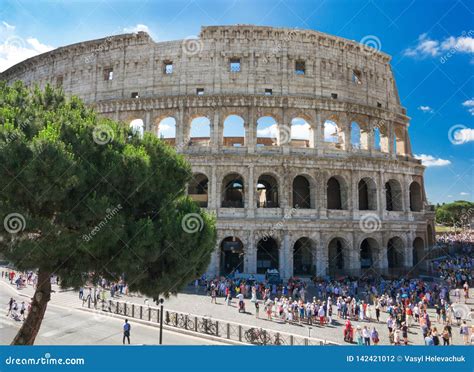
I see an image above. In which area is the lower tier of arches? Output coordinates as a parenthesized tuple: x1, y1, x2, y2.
(207, 230, 430, 279)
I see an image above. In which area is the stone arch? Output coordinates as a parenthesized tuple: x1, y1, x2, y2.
(256, 236, 279, 274)
(292, 174, 315, 209)
(351, 121, 361, 149)
(358, 177, 377, 210)
(293, 237, 316, 276)
(412, 237, 425, 266)
(290, 117, 312, 148)
(129, 118, 144, 138)
(256, 116, 278, 146)
(409, 181, 423, 212)
(189, 116, 211, 146)
(256, 173, 279, 208)
(188, 173, 209, 208)
(220, 236, 245, 276)
(155, 116, 177, 145)
(328, 237, 349, 275)
(359, 237, 379, 269)
(387, 236, 404, 268)
(222, 172, 245, 208)
(385, 179, 403, 211)
(223, 114, 245, 147)
(323, 119, 344, 148)
(373, 127, 381, 151)
(374, 121, 389, 152)
(327, 175, 348, 210)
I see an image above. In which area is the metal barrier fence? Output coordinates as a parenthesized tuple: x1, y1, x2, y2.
(88, 299, 338, 346)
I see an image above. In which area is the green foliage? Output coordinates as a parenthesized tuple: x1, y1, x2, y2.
(0, 82, 216, 297)
(435, 200, 474, 227)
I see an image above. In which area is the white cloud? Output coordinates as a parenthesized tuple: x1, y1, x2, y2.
(414, 154, 451, 167)
(454, 128, 474, 143)
(291, 123, 310, 139)
(418, 105, 433, 113)
(460, 192, 470, 196)
(404, 32, 474, 58)
(0, 21, 54, 72)
(462, 99, 474, 115)
(257, 124, 278, 138)
(123, 24, 150, 34)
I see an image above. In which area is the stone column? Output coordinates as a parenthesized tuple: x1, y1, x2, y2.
(247, 165, 255, 217)
(404, 126, 412, 156)
(367, 117, 375, 154)
(176, 106, 185, 150)
(388, 121, 396, 159)
(405, 232, 414, 267)
(247, 107, 256, 154)
(343, 114, 352, 152)
(212, 109, 220, 153)
(378, 170, 385, 217)
(403, 174, 411, 213)
(280, 233, 291, 279)
(284, 233, 292, 279)
(144, 111, 151, 132)
(246, 232, 257, 275)
(314, 110, 323, 155)
(210, 166, 218, 211)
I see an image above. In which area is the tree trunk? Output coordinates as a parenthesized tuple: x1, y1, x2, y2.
(11, 269, 51, 345)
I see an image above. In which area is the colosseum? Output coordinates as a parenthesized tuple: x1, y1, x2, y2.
(0, 25, 436, 280)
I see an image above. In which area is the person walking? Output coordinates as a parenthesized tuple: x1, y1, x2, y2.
(6, 297, 14, 317)
(362, 326, 370, 346)
(370, 327, 379, 345)
(123, 319, 131, 344)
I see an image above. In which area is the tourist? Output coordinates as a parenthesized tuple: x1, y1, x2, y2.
(460, 321, 470, 345)
(122, 319, 131, 344)
(362, 326, 370, 345)
(371, 327, 379, 345)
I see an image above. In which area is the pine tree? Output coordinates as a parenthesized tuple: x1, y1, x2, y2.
(0, 82, 216, 344)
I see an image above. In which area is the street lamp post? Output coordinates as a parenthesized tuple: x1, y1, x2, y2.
(159, 298, 164, 345)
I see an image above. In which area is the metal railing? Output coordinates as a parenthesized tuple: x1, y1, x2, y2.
(88, 299, 338, 346)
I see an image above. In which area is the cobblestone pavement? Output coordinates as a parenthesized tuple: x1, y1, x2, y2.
(2, 276, 472, 346)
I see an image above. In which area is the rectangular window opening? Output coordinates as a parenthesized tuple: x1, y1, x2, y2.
(331, 93, 338, 99)
(265, 88, 273, 96)
(377, 102, 382, 108)
(131, 92, 139, 99)
(230, 58, 241, 73)
(197, 88, 204, 96)
(352, 70, 362, 84)
(103, 68, 113, 81)
(164, 61, 173, 74)
(295, 60, 305, 75)
(56, 76, 63, 88)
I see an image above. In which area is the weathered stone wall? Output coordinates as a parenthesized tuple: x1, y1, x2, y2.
(0, 25, 435, 279)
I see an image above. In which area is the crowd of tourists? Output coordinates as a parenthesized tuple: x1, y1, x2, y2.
(436, 231, 473, 253)
(203, 253, 473, 345)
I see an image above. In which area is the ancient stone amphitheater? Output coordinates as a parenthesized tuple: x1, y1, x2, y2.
(0, 25, 436, 279)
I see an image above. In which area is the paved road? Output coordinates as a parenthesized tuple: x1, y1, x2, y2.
(0, 282, 224, 345)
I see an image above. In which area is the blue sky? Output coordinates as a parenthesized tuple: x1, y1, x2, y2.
(0, 0, 472, 204)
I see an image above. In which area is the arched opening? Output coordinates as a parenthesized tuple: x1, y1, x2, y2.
(130, 119, 144, 138)
(190, 116, 211, 146)
(220, 237, 244, 276)
(328, 238, 346, 275)
(256, 116, 278, 147)
(156, 117, 176, 146)
(409, 181, 423, 212)
(412, 237, 425, 266)
(378, 125, 390, 153)
(387, 237, 404, 268)
(324, 120, 344, 148)
(385, 179, 403, 211)
(373, 127, 381, 151)
(222, 173, 244, 208)
(256, 237, 279, 274)
(257, 174, 279, 208)
(292, 175, 311, 209)
(293, 238, 315, 276)
(223, 115, 245, 147)
(188, 173, 209, 208)
(290, 117, 312, 148)
(327, 176, 347, 210)
(351, 122, 361, 149)
(358, 178, 377, 210)
(360, 238, 377, 269)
